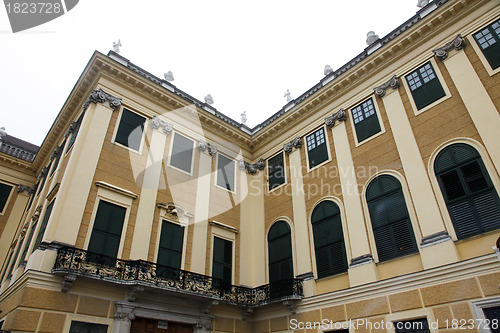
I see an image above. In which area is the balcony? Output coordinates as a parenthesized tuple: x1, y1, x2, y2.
(52, 246, 303, 307)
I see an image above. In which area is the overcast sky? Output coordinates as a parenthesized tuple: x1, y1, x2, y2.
(0, 1, 421, 146)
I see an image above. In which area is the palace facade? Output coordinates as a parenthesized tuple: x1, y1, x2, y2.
(0, 0, 500, 332)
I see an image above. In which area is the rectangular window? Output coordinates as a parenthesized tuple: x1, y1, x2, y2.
(69, 321, 108, 333)
(157, 220, 184, 269)
(217, 154, 235, 192)
(32, 200, 55, 253)
(405, 62, 446, 110)
(212, 236, 232, 290)
(87, 200, 126, 265)
(115, 108, 146, 151)
(306, 128, 328, 168)
(351, 98, 381, 143)
(0, 183, 13, 213)
(268, 152, 285, 190)
(474, 19, 500, 70)
(67, 112, 84, 152)
(395, 318, 430, 333)
(169, 133, 194, 173)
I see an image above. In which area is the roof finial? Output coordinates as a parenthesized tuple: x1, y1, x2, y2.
(204, 94, 214, 105)
(324, 65, 333, 76)
(284, 90, 291, 103)
(240, 111, 247, 125)
(164, 71, 174, 82)
(366, 31, 379, 45)
(0, 127, 6, 140)
(417, 0, 430, 8)
(113, 39, 122, 53)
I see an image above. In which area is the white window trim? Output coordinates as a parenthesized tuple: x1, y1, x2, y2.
(84, 185, 135, 259)
(401, 57, 452, 116)
(467, 27, 500, 77)
(209, 221, 237, 285)
(63, 314, 113, 333)
(166, 131, 196, 176)
(0, 181, 14, 216)
(305, 125, 333, 172)
(267, 150, 287, 193)
(111, 107, 148, 155)
(385, 308, 438, 333)
(308, 197, 351, 280)
(215, 152, 237, 193)
(471, 297, 500, 333)
(349, 96, 386, 147)
(361, 170, 422, 263)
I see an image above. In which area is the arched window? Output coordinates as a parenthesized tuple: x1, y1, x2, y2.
(367, 175, 417, 262)
(268, 221, 293, 284)
(435, 143, 500, 239)
(311, 201, 348, 278)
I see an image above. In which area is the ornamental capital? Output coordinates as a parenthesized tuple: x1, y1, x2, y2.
(284, 137, 302, 155)
(374, 75, 400, 98)
(150, 116, 173, 135)
(198, 140, 217, 156)
(243, 158, 265, 174)
(83, 88, 122, 111)
(433, 34, 465, 61)
(325, 109, 347, 128)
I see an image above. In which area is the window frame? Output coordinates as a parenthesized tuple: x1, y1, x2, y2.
(402, 58, 451, 116)
(471, 297, 500, 333)
(84, 185, 135, 260)
(155, 219, 186, 271)
(267, 220, 295, 284)
(305, 126, 332, 171)
(62, 315, 113, 333)
(215, 152, 237, 193)
(267, 151, 287, 192)
(471, 18, 500, 72)
(209, 221, 237, 290)
(310, 200, 349, 279)
(167, 131, 196, 175)
(348, 97, 386, 146)
(111, 107, 147, 154)
(0, 181, 14, 215)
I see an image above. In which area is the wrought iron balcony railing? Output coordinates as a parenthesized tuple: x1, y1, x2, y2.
(52, 246, 303, 307)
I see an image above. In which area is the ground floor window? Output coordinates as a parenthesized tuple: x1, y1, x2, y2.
(69, 321, 108, 333)
(395, 318, 430, 333)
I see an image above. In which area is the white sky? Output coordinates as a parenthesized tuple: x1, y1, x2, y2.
(0, 1, 420, 146)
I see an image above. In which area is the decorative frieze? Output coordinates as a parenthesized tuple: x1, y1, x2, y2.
(49, 144, 63, 161)
(64, 120, 77, 138)
(157, 202, 186, 219)
(374, 75, 400, 98)
(38, 166, 49, 181)
(83, 88, 122, 111)
(325, 109, 347, 128)
(198, 140, 217, 156)
(150, 116, 173, 135)
(433, 34, 465, 61)
(284, 137, 302, 155)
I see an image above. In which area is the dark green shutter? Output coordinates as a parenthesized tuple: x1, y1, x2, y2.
(405, 62, 446, 110)
(115, 109, 145, 151)
(170, 133, 194, 173)
(473, 20, 500, 70)
(312, 201, 348, 278)
(268, 221, 293, 284)
(157, 220, 184, 269)
(69, 321, 108, 333)
(0, 183, 13, 213)
(366, 176, 417, 262)
(87, 201, 126, 265)
(217, 155, 235, 191)
(212, 237, 232, 289)
(32, 200, 55, 253)
(268, 153, 285, 190)
(435, 144, 500, 239)
(306, 128, 328, 168)
(351, 98, 381, 143)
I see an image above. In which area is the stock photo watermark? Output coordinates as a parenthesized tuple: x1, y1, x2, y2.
(3, 0, 79, 33)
